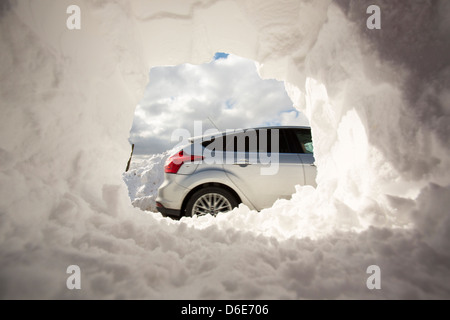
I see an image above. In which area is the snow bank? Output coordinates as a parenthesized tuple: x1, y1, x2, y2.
(1, 0, 449, 299)
(123, 152, 170, 212)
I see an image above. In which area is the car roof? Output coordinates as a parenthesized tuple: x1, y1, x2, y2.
(188, 126, 311, 143)
(251, 125, 311, 130)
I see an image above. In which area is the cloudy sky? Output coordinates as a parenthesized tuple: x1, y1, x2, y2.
(129, 53, 309, 155)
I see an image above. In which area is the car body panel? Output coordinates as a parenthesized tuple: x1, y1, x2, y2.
(175, 166, 257, 210)
(156, 126, 317, 217)
(157, 174, 189, 211)
(298, 153, 317, 187)
(222, 152, 305, 211)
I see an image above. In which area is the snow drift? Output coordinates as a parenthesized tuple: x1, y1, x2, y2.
(0, 0, 449, 299)
(123, 153, 170, 212)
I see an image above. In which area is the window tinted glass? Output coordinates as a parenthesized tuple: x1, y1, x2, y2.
(202, 128, 299, 154)
(258, 129, 290, 153)
(202, 130, 258, 152)
(277, 129, 292, 153)
(292, 129, 314, 154)
(202, 135, 226, 151)
(226, 129, 258, 153)
(258, 129, 270, 153)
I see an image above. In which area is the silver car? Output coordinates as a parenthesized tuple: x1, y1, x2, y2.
(156, 126, 316, 218)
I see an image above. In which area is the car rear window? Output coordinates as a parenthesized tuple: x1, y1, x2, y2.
(202, 135, 226, 151)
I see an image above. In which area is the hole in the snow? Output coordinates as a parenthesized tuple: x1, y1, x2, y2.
(122, 53, 313, 216)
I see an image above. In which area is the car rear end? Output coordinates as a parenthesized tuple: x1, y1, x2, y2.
(156, 143, 204, 218)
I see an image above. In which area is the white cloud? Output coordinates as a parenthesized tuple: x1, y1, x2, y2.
(129, 54, 308, 154)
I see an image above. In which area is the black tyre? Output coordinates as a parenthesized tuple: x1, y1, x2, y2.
(185, 187, 239, 217)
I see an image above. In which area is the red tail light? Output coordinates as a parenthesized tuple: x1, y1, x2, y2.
(164, 150, 204, 174)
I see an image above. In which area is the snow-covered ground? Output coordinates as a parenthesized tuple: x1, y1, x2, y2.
(1, 0, 450, 299)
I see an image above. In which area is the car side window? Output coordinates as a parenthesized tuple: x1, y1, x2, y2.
(227, 129, 258, 153)
(257, 129, 290, 153)
(202, 128, 311, 154)
(202, 130, 258, 153)
(291, 129, 314, 154)
(277, 129, 292, 153)
(257, 129, 270, 153)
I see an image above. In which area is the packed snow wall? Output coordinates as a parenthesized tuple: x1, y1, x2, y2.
(0, 0, 449, 299)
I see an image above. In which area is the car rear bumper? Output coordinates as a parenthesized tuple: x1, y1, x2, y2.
(156, 202, 182, 218)
(156, 173, 190, 217)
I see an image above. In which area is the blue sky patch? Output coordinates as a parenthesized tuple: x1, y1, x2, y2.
(214, 52, 230, 60)
(225, 99, 235, 109)
(279, 109, 299, 116)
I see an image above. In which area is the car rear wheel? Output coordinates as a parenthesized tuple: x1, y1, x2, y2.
(185, 187, 239, 217)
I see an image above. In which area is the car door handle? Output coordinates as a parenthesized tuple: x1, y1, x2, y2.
(234, 159, 251, 166)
